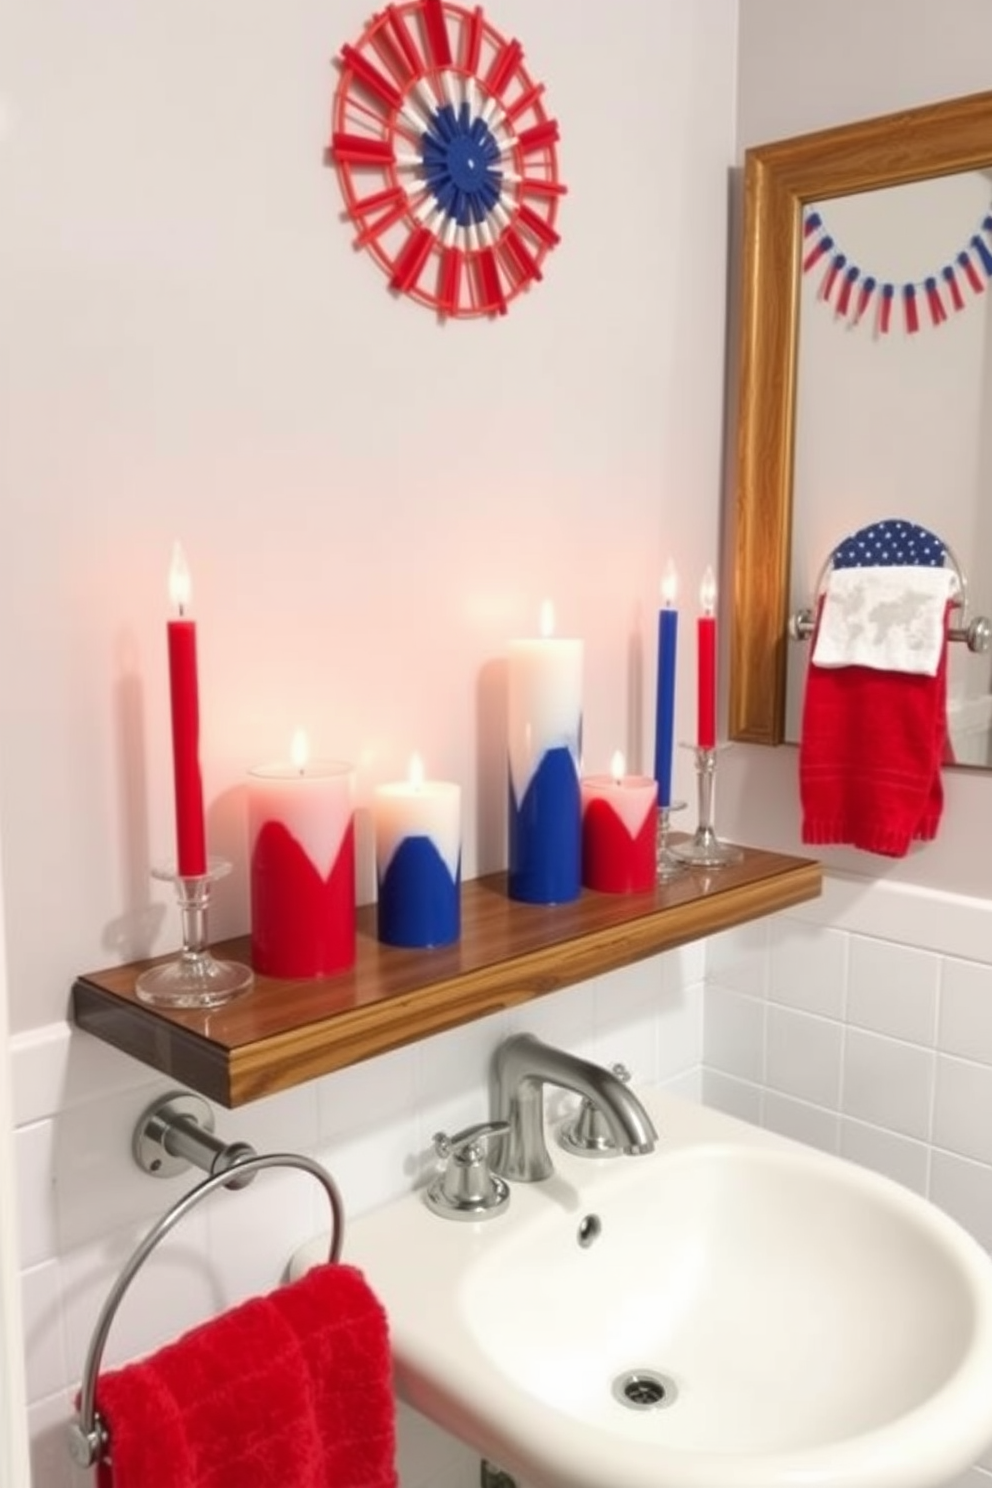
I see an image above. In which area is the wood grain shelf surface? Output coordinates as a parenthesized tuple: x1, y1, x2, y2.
(72, 847, 821, 1108)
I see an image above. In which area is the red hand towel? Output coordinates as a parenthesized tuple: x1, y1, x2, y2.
(799, 601, 951, 857)
(94, 1263, 396, 1488)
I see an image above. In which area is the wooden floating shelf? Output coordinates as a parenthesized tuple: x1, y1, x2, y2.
(72, 847, 821, 1108)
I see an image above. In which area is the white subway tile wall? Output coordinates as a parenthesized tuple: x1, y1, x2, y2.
(703, 873, 992, 1488)
(14, 871, 992, 1488)
(13, 954, 703, 1488)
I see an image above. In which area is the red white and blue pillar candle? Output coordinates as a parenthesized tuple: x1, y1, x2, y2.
(697, 567, 718, 750)
(507, 602, 583, 904)
(374, 756, 461, 949)
(166, 543, 208, 878)
(653, 560, 679, 808)
(581, 751, 658, 894)
(248, 734, 356, 978)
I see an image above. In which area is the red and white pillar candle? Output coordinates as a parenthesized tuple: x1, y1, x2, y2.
(248, 732, 355, 978)
(581, 751, 658, 894)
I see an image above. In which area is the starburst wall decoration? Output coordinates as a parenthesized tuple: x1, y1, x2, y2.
(326, 0, 566, 319)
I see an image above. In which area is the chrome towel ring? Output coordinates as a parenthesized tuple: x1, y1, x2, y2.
(67, 1092, 345, 1471)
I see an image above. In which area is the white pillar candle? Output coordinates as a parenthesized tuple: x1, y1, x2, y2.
(507, 600, 583, 903)
(374, 754, 461, 947)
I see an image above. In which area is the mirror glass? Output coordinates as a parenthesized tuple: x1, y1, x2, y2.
(729, 89, 992, 770)
(786, 169, 992, 766)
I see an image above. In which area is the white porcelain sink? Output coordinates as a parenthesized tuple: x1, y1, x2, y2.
(293, 1088, 992, 1488)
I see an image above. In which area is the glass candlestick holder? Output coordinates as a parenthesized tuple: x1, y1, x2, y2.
(672, 745, 743, 868)
(656, 800, 687, 881)
(136, 858, 254, 1009)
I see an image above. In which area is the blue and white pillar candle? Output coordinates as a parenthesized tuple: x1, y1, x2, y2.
(374, 757, 461, 949)
(507, 602, 583, 904)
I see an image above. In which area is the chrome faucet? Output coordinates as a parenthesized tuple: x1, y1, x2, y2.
(489, 1033, 658, 1182)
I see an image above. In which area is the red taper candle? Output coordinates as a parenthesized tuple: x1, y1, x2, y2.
(167, 543, 207, 877)
(697, 566, 717, 750)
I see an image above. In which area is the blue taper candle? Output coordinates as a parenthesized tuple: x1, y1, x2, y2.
(653, 562, 678, 808)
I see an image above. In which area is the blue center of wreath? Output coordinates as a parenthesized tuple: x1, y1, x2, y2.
(421, 103, 502, 227)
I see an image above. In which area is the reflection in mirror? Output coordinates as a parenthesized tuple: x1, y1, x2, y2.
(729, 89, 992, 771)
(786, 170, 992, 765)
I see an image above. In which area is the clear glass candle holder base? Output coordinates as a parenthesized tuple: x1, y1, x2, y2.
(136, 858, 254, 1009)
(656, 801, 688, 881)
(672, 745, 743, 869)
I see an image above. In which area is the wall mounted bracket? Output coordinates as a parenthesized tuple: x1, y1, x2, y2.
(133, 1091, 257, 1189)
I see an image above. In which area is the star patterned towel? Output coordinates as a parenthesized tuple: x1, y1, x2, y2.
(812, 565, 958, 675)
(799, 519, 955, 857)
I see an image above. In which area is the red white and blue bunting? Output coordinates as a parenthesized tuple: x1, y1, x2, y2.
(802, 203, 992, 334)
(327, 1, 565, 320)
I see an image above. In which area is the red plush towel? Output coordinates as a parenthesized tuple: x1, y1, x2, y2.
(94, 1263, 396, 1488)
(799, 599, 952, 857)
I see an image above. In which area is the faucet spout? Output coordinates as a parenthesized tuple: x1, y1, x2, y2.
(489, 1033, 657, 1182)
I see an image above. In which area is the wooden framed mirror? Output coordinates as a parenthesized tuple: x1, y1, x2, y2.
(728, 89, 992, 749)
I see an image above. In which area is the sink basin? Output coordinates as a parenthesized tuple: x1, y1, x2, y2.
(292, 1088, 992, 1488)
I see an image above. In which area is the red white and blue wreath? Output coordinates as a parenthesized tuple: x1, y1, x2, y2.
(803, 202, 992, 334)
(327, 0, 565, 319)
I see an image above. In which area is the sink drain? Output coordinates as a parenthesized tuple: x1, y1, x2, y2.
(612, 1369, 678, 1411)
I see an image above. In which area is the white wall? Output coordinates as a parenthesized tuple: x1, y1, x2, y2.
(0, 1, 737, 1483)
(0, 847, 30, 1488)
(721, 0, 992, 894)
(0, 0, 735, 1036)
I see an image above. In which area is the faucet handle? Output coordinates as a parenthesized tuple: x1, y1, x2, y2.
(426, 1121, 511, 1221)
(432, 1120, 509, 1164)
(558, 1064, 633, 1160)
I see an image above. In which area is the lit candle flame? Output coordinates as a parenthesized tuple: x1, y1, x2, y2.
(611, 749, 625, 784)
(539, 599, 555, 638)
(169, 542, 192, 617)
(408, 753, 424, 790)
(661, 559, 678, 608)
(700, 566, 717, 617)
(290, 729, 309, 775)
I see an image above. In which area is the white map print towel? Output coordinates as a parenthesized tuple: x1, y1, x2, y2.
(812, 564, 959, 675)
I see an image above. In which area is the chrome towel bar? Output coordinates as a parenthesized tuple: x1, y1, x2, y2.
(790, 528, 990, 653)
(68, 1091, 344, 1471)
